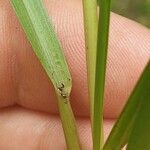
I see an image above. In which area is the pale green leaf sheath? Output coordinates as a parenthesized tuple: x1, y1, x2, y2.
(82, 0, 98, 131)
(11, 0, 80, 149)
(103, 61, 150, 150)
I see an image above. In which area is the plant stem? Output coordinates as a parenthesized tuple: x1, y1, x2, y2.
(11, 0, 80, 149)
(93, 0, 111, 150)
(57, 95, 81, 150)
(82, 0, 98, 131)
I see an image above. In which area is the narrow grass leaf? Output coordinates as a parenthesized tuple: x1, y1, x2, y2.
(11, 0, 80, 149)
(103, 60, 150, 150)
(11, 0, 71, 94)
(93, 0, 111, 149)
(127, 61, 150, 150)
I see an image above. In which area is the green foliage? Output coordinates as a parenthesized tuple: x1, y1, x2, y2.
(82, 0, 98, 128)
(127, 61, 150, 150)
(11, 0, 71, 94)
(112, 0, 150, 27)
(11, 0, 150, 149)
(93, 0, 111, 149)
(82, 0, 111, 149)
(11, 0, 80, 149)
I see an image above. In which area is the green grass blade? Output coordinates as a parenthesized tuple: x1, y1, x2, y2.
(11, 0, 71, 93)
(127, 61, 150, 150)
(93, 0, 111, 149)
(11, 0, 80, 149)
(82, 0, 98, 131)
(103, 60, 150, 150)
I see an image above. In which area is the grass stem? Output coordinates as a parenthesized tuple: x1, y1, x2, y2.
(93, 0, 111, 150)
(57, 95, 81, 150)
(82, 0, 98, 135)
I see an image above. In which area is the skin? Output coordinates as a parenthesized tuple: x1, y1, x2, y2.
(0, 0, 149, 149)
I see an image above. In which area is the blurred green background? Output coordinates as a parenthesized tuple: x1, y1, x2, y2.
(111, 0, 150, 28)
